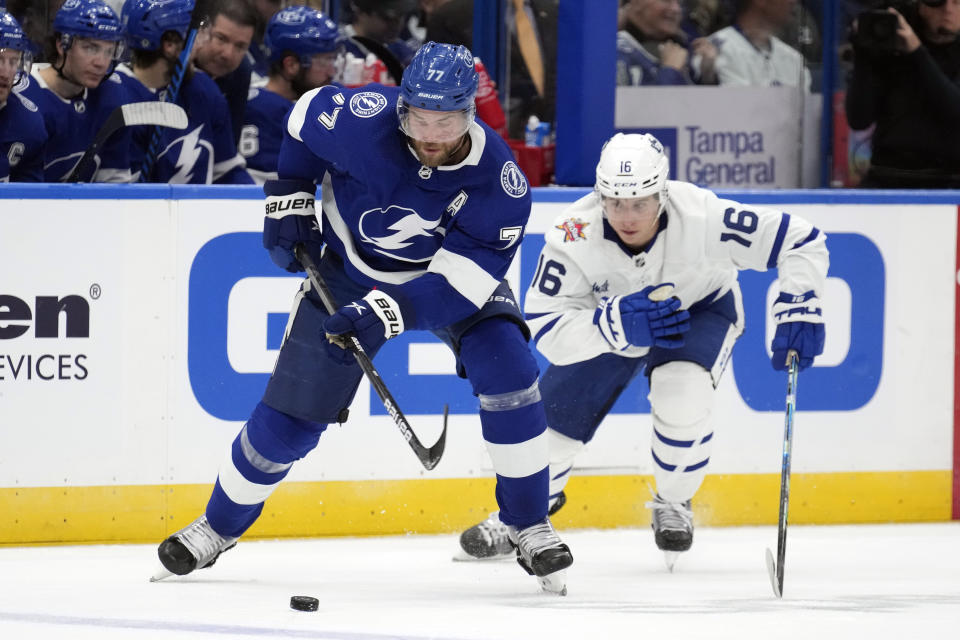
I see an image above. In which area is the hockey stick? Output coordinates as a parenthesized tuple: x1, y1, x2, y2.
(137, 8, 206, 182)
(294, 244, 448, 471)
(765, 350, 799, 598)
(67, 102, 188, 182)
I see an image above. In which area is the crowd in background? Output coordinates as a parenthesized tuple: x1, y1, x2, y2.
(1, 0, 959, 187)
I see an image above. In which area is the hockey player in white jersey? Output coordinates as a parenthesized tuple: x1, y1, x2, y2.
(241, 5, 342, 184)
(152, 41, 573, 594)
(458, 132, 828, 568)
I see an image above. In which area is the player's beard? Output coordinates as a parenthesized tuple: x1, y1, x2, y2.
(410, 134, 471, 168)
(291, 69, 311, 100)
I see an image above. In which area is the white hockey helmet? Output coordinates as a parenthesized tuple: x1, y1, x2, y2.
(595, 133, 669, 207)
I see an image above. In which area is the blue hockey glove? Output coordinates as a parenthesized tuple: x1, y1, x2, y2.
(262, 179, 320, 272)
(594, 285, 691, 350)
(323, 290, 405, 364)
(770, 291, 825, 371)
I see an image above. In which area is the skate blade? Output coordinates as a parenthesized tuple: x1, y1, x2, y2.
(664, 551, 680, 573)
(537, 569, 567, 596)
(150, 565, 174, 582)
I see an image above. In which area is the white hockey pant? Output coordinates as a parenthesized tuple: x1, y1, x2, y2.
(648, 360, 715, 504)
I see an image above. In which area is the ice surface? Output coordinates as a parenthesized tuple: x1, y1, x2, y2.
(1, 523, 958, 639)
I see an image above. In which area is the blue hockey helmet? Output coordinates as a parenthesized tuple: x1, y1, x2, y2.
(265, 6, 341, 65)
(122, 0, 195, 51)
(400, 41, 478, 111)
(0, 9, 32, 82)
(398, 41, 478, 141)
(0, 9, 29, 51)
(53, 0, 124, 42)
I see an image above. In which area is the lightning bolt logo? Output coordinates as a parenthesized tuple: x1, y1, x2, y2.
(169, 125, 205, 183)
(358, 206, 442, 261)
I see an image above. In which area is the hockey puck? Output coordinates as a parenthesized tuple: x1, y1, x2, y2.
(289, 595, 319, 612)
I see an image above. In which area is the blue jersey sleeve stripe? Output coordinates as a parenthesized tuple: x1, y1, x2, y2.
(532, 316, 561, 346)
(766, 212, 791, 270)
(792, 227, 820, 250)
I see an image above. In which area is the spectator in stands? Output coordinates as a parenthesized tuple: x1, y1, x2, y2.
(118, 0, 253, 184)
(19, 0, 132, 182)
(709, 0, 811, 89)
(425, 0, 558, 140)
(618, 0, 718, 85)
(0, 9, 47, 182)
(241, 5, 341, 184)
(193, 0, 258, 144)
(342, 0, 418, 68)
(846, 0, 960, 188)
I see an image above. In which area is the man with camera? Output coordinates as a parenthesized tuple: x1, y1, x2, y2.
(846, 0, 960, 188)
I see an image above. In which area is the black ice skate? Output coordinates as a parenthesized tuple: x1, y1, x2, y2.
(647, 495, 693, 572)
(508, 516, 573, 596)
(151, 515, 237, 582)
(455, 492, 567, 561)
(456, 511, 515, 560)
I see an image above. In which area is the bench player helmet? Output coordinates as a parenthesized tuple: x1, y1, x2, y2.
(595, 133, 670, 215)
(265, 5, 341, 66)
(397, 41, 478, 140)
(122, 0, 195, 52)
(0, 10, 32, 83)
(53, 0, 124, 50)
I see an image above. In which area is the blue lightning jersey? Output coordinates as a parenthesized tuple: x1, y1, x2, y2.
(19, 65, 133, 182)
(115, 64, 253, 184)
(0, 90, 47, 182)
(240, 86, 293, 184)
(282, 84, 531, 330)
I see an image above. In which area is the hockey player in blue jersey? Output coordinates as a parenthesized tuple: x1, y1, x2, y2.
(241, 5, 342, 184)
(153, 41, 574, 595)
(457, 133, 828, 570)
(0, 10, 46, 182)
(18, 0, 132, 182)
(116, 0, 253, 184)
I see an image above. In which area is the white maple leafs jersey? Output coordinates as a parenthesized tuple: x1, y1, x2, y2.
(711, 26, 812, 90)
(526, 182, 829, 366)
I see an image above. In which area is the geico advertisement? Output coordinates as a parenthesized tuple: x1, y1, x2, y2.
(1, 196, 955, 486)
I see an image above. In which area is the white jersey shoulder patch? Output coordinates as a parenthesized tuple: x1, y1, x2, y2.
(349, 91, 388, 118)
(500, 161, 527, 198)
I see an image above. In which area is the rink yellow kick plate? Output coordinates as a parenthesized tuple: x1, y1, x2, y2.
(0, 470, 952, 545)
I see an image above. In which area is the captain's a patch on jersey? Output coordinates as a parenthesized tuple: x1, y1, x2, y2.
(556, 217, 590, 242)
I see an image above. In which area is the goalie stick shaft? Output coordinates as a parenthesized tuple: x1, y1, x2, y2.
(766, 350, 798, 598)
(294, 244, 447, 470)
